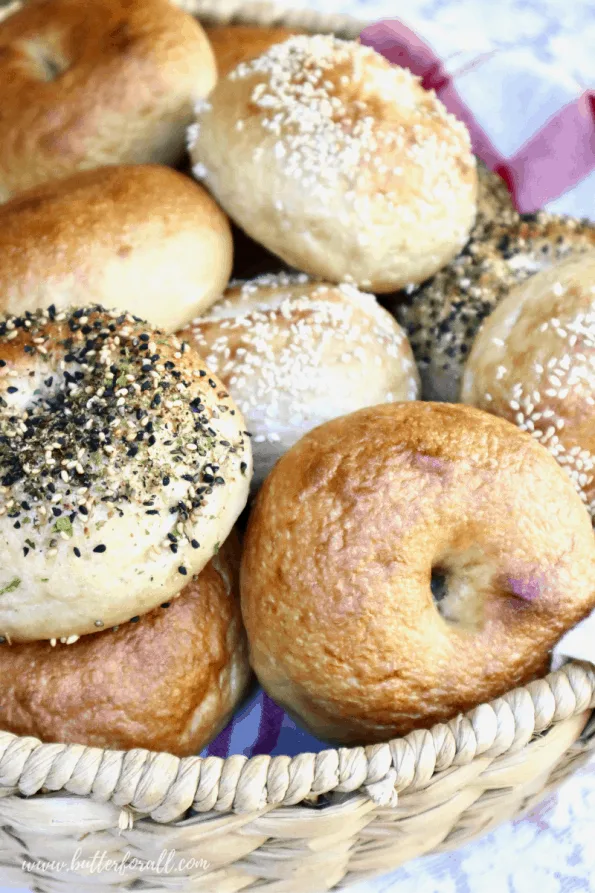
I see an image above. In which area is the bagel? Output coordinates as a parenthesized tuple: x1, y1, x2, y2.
(0, 165, 233, 332)
(395, 212, 595, 401)
(0, 0, 216, 198)
(189, 35, 477, 292)
(241, 402, 595, 744)
(0, 534, 250, 757)
(179, 275, 420, 488)
(475, 159, 516, 232)
(0, 306, 252, 644)
(462, 252, 595, 520)
(206, 25, 300, 77)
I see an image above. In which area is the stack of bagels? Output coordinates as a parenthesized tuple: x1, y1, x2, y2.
(0, 0, 594, 755)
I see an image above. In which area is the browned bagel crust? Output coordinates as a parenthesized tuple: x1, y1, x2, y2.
(0, 164, 233, 331)
(0, 535, 250, 756)
(0, 0, 216, 199)
(205, 25, 301, 77)
(241, 402, 595, 745)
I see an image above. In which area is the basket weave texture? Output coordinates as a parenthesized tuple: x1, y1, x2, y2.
(0, 2, 595, 891)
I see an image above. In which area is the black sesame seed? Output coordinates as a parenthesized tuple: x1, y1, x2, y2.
(93, 544, 107, 553)
(178, 566, 187, 575)
(161, 602, 170, 609)
(191, 539, 199, 549)
(170, 543, 178, 553)
(6, 386, 18, 394)
(162, 475, 170, 486)
(74, 547, 81, 557)
(130, 616, 140, 623)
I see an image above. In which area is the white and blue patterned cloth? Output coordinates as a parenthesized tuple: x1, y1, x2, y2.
(299, 0, 594, 87)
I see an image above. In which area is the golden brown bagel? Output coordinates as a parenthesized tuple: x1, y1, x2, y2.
(206, 25, 300, 77)
(0, 165, 233, 331)
(0, 0, 216, 199)
(241, 402, 595, 745)
(462, 252, 595, 521)
(0, 535, 250, 756)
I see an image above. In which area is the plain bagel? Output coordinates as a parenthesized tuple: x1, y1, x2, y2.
(0, 165, 233, 332)
(0, 306, 252, 644)
(0, 534, 251, 757)
(206, 25, 300, 77)
(241, 402, 595, 744)
(0, 0, 216, 199)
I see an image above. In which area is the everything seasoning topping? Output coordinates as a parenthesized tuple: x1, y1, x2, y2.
(0, 305, 248, 558)
(396, 211, 595, 399)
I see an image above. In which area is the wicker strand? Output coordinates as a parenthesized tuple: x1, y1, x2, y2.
(172, 0, 366, 38)
(1, 662, 593, 820)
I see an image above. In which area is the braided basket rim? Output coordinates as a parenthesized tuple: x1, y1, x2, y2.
(0, 0, 593, 827)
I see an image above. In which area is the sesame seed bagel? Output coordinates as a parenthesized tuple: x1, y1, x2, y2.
(241, 402, 595, 744)
(395, 212, 595, 402)
(0, 306, 252, 644)
(0, 0, 216, 199)
(206, 25, 301, 78)
(0, 165, 233, 333)
(0, 533, 251, 756)
(179, 275, 420, 488)
(462, 253, 595, 521)
(189, 35, 477, 292)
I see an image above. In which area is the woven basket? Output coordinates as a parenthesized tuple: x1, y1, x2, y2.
(1, 2, 595, 891)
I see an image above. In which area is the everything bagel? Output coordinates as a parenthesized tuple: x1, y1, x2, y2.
(0, 306, 252, 644)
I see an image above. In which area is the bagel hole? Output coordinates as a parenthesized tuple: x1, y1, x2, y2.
(430, 568, 448, 603)
(22, 40, 69, 82)
(431, 548, 491, 632)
